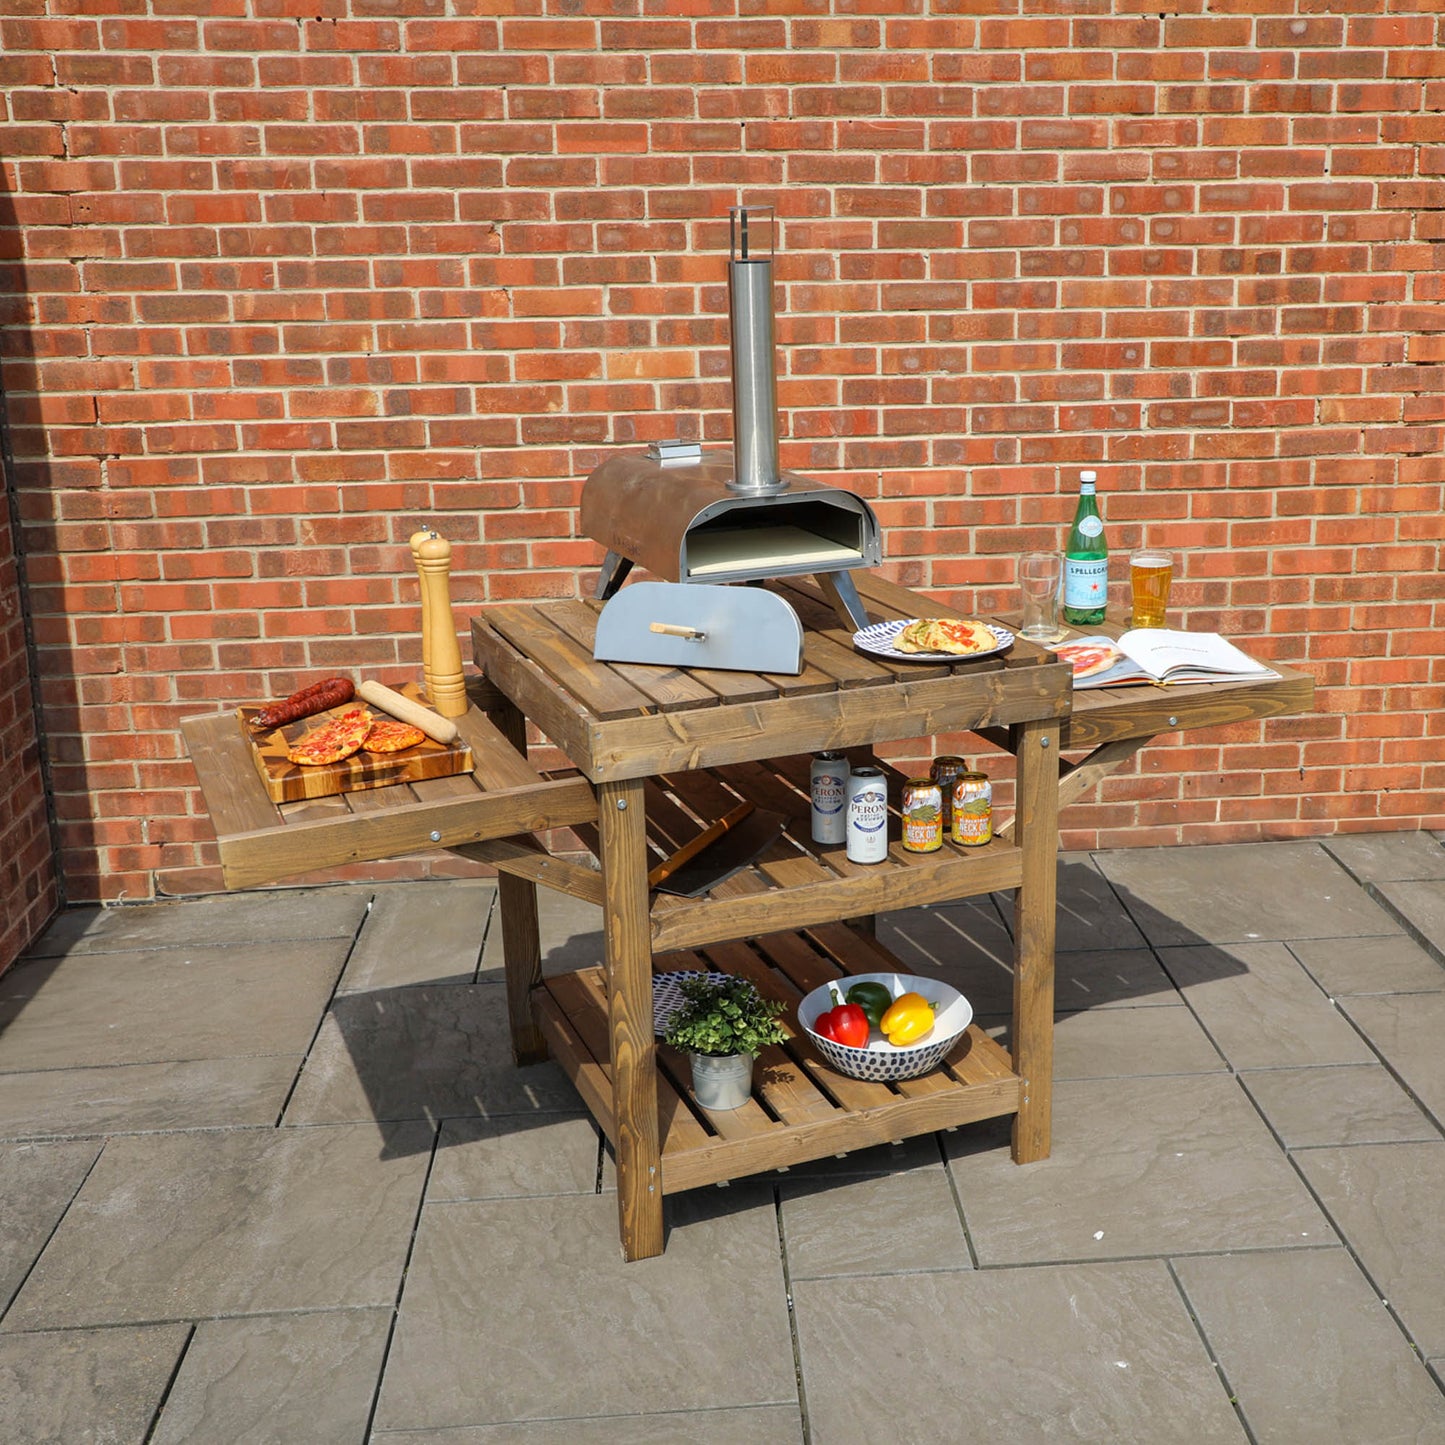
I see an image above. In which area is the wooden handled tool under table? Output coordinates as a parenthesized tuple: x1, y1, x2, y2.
(180, 573, 1312, 1262)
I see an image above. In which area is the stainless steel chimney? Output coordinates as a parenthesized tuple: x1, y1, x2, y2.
(727, 206, 783, 494)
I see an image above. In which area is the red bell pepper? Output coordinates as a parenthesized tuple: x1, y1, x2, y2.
(814, 987, 870, 1048)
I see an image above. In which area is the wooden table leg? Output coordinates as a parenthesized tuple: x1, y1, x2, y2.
(598, 776, 664, 1260)
(488, 695, 548, 1065)
(1010, 715, 1060, 1163)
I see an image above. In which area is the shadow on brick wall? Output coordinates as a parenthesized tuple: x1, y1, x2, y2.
(0, 173, 62, 973)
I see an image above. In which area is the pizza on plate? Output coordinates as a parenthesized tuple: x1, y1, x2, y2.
(1052, 640, 1124, 680)
(894, 617, 999, 656)
(362, 718, 426, 754)
(286, 707, 374, 766)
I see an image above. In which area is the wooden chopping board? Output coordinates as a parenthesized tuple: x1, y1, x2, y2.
(239, 682, 474, 803)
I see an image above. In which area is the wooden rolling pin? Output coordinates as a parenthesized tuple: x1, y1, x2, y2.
(356, 680, 460, 745)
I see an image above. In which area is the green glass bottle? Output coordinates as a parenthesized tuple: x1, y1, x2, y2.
(1063, 470, 1108, 626)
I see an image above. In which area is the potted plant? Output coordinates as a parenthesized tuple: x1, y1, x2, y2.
(662, 974, 788, 1111)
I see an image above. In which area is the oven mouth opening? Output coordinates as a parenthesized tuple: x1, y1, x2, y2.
(682, 500, 870, 582)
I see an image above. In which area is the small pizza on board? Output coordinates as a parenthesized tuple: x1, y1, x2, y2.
(1053, 640, 1124, 680)
(362, 718, 426, 754)
(286, 707, 374, 767)
(894, 617, 999, 656)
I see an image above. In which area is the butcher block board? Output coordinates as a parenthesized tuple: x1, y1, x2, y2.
(239, 682, 474, 803)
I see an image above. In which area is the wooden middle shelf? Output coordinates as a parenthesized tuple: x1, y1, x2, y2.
(532, 923, 1021, 1195)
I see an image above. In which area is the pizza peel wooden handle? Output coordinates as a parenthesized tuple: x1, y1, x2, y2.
(415, 533, 468, 718)
(355, 681, 460, 745)
(647, 801, 754, 889)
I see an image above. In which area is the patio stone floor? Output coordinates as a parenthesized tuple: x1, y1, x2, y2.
(2, 835, 1444, 1442)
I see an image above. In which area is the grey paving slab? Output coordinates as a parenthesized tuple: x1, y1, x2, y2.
(22, 887, 370, 956)
(1046, 1004, 1227, 1080)
(1294, 1143, 1445, 1359)
(1322, 831, 1445, 884)
(375, 1188, 795, 1432)
(150, 1308, 391, 1445)
(337, 880, 494, 993)
(0, 941, 348, 1071)
(283, 983, 579, 1125)
(1241, 1064, 1441, 1148)
(3, 1122, 431, 1330)
(0, 1323, 190, 1445)
(998, 851, 1150, 952)
(948, 1075, 1333, 1265)
(792, 1260, 1246, 1442)
(1290, 933, 1445, 997)
(1374, 878, 1445, 959)
(429, 1115, 608, 1201)
(1159, 941, 1375, 1070)
(480, 890, 604, 978)
(1096, 841, 1403, 945)
(0, 1056, 300, 1141)
(0, 1139, 100, 1313)
(778, 1164, 972, 1280)
(1339, 991, 1445, 1125)
(373, 1406, 804, 1443)
(1174, 1247, 1445, 1445)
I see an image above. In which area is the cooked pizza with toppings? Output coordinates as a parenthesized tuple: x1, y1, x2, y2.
(362, 718, 426, 754)
(1053, 640, 1125, 680)
(286, 707, 374, 766)
(894, 617, 1000, 656)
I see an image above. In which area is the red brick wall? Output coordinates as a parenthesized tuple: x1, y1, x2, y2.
(2, 4, 1443, 900)
(0, 406, 58, 969)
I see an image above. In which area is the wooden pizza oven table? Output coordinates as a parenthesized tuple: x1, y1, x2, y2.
(181, 572, 1312, 1261)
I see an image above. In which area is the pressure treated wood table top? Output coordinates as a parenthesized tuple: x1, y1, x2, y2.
(470, 573, 1074, 785)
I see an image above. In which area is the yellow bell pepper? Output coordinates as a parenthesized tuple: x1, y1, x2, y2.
(880, 991, 935, 1046)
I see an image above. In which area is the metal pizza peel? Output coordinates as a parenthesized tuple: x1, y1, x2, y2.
(593, 581, 803, 674)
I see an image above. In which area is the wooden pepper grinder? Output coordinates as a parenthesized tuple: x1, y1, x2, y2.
(411, 529, 469, 718)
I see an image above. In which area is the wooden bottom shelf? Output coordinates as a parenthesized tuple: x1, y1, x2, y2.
(531, 926, 1022, 1196)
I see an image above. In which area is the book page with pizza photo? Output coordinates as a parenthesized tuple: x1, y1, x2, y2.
(1052, 631, 1280, 689)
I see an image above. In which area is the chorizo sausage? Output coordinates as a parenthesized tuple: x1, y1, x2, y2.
(252, 677, 354, 731)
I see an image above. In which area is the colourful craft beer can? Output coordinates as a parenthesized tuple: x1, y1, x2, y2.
(951, 772, 993, 847)
(902, 778, 944, 853)
(930, 754, 968, 830)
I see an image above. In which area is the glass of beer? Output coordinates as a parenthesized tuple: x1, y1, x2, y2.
(1130, 548, 1173, 629)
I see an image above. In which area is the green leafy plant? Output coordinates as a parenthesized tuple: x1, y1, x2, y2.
(662, 974, 788, 1058)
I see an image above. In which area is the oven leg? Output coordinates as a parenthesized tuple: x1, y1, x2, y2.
(594, 550, 633, 601)
(488, 695, 548, 1065)
(815, 569, 871, 630)
(1010, 716, 1059, 1164)
(599, 776, 664, 1260)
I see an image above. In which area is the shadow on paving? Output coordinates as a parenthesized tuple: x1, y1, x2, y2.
(322, 857, 1265, 1166)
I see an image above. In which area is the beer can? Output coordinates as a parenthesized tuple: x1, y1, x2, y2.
(845, 765, 889, 864)
(810, 751, 848, 845)
(901, 777, 943, 853)
(930, 754, 968, 830)
(951, 771, 992, 847)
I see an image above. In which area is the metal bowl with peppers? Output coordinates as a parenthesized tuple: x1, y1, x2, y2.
(797, 972, 973, 1083)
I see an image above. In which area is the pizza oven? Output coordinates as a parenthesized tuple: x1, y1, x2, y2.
(579, 207, 882, 631)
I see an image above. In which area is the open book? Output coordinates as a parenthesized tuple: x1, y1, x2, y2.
(1054, 630, 1281, 689)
